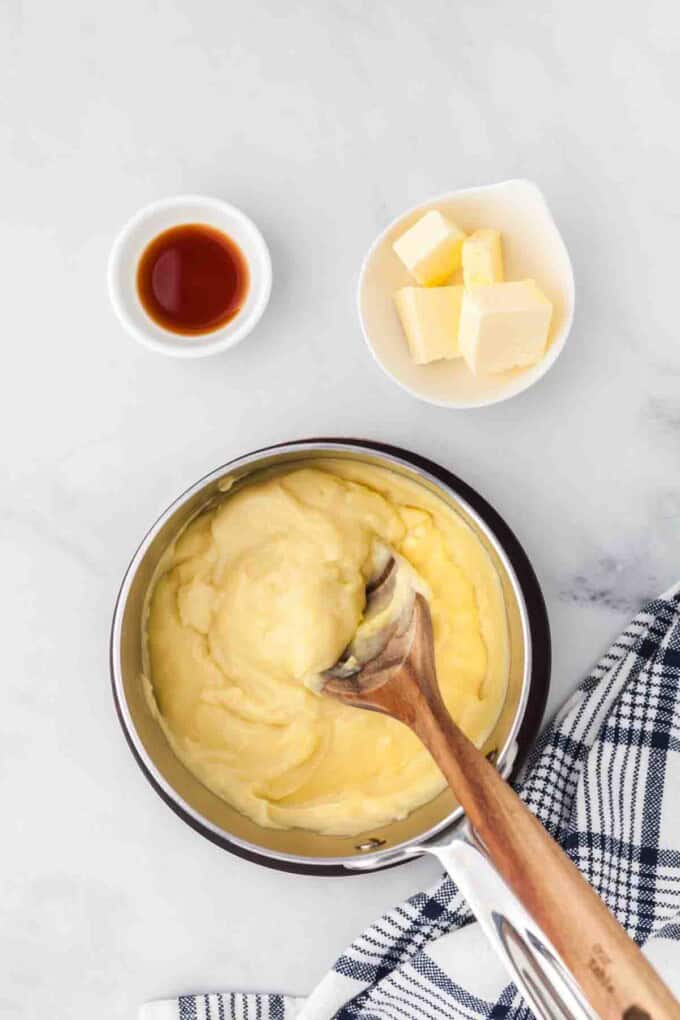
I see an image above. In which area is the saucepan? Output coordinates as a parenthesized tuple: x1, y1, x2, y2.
(111, 438, 565, 1010)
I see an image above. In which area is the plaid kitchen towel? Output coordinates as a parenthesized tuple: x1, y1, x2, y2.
(142, 582, 680, 1020)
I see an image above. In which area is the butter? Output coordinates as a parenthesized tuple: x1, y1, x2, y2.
(462, 229, 504, 288)
(459, 280, 552, 375)
(395, 286, 463, 364)
(393, 210, 466, 285)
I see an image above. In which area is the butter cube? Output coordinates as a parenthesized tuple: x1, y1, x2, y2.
(459, 280, 552, 375)
(462, 229, 504, 289)
(395, 286, 463, 364)
(393, 211, 466, 286)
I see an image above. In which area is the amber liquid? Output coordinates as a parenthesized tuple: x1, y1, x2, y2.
(137, 224, 249, 335)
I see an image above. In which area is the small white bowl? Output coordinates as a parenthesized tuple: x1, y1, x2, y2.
(358, 180, 575, 408)
(108, 195, 272, 358)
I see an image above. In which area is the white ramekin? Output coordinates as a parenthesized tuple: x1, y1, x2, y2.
(108, 194, 272, 358)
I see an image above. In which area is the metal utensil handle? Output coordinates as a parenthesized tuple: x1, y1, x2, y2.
(427, 824, 597, 1020)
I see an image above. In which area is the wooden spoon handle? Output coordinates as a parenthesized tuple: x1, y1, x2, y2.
(412, 696, 680, 1020)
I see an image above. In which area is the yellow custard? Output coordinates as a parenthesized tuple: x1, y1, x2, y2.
(145, 460, 509, 836)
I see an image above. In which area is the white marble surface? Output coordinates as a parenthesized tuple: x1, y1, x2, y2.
(2, 1, 680, 1017)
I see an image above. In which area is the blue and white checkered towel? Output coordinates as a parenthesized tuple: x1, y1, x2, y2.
(142, 583, 680, 1020)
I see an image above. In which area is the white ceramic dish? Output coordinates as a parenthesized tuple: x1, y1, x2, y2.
(108, 195, 272, 358)
(358, 180, 575, 408)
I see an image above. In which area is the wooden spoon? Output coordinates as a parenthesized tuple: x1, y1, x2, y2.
(323, 560, 680, 1020)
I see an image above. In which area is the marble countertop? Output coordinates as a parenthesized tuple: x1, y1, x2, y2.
(2, 1, 679, 1017)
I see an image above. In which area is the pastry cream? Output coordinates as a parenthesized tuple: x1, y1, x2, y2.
(146, 460, 509, 836)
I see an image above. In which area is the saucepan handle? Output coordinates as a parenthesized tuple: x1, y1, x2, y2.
(427, 823, 597, 1020)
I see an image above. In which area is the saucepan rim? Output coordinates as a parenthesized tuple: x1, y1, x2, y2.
(110, 438, 550, 874)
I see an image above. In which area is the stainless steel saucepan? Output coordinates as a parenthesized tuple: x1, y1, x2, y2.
(111, 439, 563, 1013)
